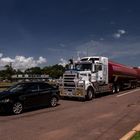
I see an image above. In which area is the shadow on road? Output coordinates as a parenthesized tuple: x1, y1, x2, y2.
(0, 104, 60, 116)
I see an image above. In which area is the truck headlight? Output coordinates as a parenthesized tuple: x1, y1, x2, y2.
(0, 99, 10, 103)
(78, 81, 84, 87)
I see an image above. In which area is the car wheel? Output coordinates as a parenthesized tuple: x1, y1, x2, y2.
(86, 88, 94, 101)
(12, 102, 23, 115)
(50, 96, 58, 107)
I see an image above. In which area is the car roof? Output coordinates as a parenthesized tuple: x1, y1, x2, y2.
(18, 81, 48, 85)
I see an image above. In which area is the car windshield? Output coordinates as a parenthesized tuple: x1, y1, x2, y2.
(7, 83, 27, 93)
(75, 63, 92, 71)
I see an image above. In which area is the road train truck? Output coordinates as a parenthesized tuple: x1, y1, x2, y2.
(59, 56, 140, 100)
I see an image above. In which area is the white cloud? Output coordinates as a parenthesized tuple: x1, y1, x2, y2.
(118, 29, 126, 34)
(37, 56, 47, 64)
(58, 58, 68, 67)
(113, 29, 126, 39)
(113, 33, 121, 39)
(0, 55, 47, 70)
(1, 57, 14, 63)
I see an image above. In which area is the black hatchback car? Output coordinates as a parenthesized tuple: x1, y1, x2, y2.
(0, 82, 59, 115)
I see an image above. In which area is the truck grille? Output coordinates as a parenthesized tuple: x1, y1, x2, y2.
(63, 73, 77, 88)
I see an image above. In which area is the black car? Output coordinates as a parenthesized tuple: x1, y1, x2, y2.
(0, 82, 59, 115)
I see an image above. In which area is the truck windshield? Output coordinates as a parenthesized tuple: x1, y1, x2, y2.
(75, 63, 92, 71)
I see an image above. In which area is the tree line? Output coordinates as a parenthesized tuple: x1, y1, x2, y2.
(0, 64, 65, 81)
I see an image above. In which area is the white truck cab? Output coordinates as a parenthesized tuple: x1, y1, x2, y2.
(59, 56, 111, 100)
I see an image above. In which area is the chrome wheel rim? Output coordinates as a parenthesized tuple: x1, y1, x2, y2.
(13, 102, 23, 114)
(88, 90, 93, 99)
(51, 97, 57, 107)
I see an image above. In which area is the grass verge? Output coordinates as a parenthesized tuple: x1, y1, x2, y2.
(0, 82, 15, 91)
(130, 132, 140, 140)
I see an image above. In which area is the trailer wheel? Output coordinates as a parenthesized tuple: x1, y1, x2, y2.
(112, 85, 115, 94)
(116, 85, 120, 93)
(86, 88, 94, 101)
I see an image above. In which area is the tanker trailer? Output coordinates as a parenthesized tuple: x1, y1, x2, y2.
(108, 61, 138, 90)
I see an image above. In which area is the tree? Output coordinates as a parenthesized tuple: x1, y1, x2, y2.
(25, 67, 42, 75)
(0, 64, 16, 81)
(42, 65, 65, 78)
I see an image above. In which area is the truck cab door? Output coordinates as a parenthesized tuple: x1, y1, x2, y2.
(95, 64, 104, 84)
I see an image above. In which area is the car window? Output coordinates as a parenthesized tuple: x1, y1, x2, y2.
(8, 83, 27, 93)
(39, 83, 53, 91)
(26, 84, 39, 92)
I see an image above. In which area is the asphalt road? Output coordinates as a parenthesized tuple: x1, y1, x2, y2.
(0, 88, 140, 140)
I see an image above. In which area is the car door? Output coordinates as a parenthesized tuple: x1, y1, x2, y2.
(23, 83, 40, 108)
(38, 83, 52, 106)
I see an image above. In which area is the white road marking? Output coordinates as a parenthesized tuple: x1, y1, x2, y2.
(117, 89, 140, 97)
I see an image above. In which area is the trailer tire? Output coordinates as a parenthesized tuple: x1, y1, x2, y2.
(86, 88, 94, 101)
(112, 85, 116, 94)
(116, 85, 120, 93)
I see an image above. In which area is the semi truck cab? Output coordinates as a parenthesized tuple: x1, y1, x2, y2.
(59, 56, 111, 100)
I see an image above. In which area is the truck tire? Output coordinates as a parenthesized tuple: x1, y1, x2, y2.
(86, 88, 94, 101)
(115, 85, 120, 93)
(112, 85, 116, 94)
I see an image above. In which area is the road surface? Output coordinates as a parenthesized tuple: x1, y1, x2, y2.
(0, 88, 140, 140)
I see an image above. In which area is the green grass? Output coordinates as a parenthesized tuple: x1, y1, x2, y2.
(0, 82, 14, 86)
(131, 132, 140, 140)
(0, 82, 15, 91)
(0, 88, 7, 91)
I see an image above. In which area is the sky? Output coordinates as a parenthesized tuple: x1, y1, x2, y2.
(0, 0, 140, 70)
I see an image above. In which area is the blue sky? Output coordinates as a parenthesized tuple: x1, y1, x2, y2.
(0, 0, 140, 69)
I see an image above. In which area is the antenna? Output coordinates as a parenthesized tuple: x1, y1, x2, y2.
(77, 51, 80, 61)
(87, 47, 88, 56)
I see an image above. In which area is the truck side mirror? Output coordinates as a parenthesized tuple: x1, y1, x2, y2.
(92, 65, 95, 72)
(94, 65, 98, 72)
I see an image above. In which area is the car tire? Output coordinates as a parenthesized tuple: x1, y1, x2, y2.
(12, 102, 23, 115)
(50, 96, 58, 107)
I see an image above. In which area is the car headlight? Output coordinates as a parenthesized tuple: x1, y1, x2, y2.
(0, 99, 10, 103)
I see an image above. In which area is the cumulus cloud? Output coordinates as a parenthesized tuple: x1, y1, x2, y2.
(0, 55, 47, 70)
(0, 53, 3, 58)
(58, 58, 68, 67)
(113, 29, 126, 39)
(118, 29, 126, 34)
(37, 56, 47, 64)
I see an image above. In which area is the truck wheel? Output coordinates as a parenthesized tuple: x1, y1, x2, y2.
(134, 84, 137, 89)
(112, 85, 115, 94)
(86, 88, 94, 101)
(116, 85, 120, 93)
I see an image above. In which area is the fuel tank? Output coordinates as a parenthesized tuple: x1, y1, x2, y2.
(108, 61, 138, 82)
